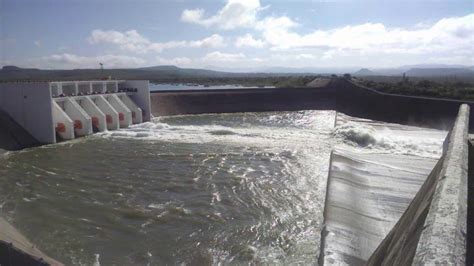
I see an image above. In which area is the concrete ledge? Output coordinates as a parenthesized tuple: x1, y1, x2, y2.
(468, 140, 474, 265)
(367, 104, 469, 265)
(413, 104, 469, 265)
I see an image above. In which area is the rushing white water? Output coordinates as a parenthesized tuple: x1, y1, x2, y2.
(333, 113, 446, 158)
(0, 110, 447, 265)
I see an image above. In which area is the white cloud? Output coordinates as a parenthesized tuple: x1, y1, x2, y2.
(31, 53, 147, 69)
(0, 60, 13, 67)
(203, 51, 246, 62)
(155, 52, 265, 69)
(179, 0, 473, 66)
(321, 50, 336, 60)
(256, 16, 298, 31)
(156, 56, 192, 66)
(146, 40, 187, 53)
(88, 30, 149, 52)
(235, 34, 265, 48)
(181, 0, 261, 29)
(181, 9, 205, 24)
(295, 53, 317, 60)
(88, 29, 226, 53)
(34, 40, 42, 47)
(259, 13, 474, 57)
(188, 34, 225, 48)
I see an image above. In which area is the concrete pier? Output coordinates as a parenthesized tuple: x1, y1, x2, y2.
(0, 80, 151, 149)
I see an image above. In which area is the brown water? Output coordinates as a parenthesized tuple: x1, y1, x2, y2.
(0, 111, 336, 265)
(0, 110, 447, 265)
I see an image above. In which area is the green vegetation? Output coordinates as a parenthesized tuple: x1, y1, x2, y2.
(354, 77, 474, 101)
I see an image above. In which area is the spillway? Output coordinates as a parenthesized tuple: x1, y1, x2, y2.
(0, 78, 471, 264)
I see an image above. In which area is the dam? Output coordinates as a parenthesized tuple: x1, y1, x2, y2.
(0, 78, 471, 265)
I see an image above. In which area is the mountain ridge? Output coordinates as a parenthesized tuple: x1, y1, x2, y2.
(1, 64, 473, 81)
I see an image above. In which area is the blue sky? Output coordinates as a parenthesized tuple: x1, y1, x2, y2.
(1, 0, 473, 69)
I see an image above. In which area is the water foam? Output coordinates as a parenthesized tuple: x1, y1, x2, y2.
(97, 112, 335, 150)
(333, 121, 446, 158)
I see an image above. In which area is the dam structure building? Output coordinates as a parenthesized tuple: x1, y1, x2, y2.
(0, 80, 151, 144)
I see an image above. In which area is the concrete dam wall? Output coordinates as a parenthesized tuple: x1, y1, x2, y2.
(150, 78, 474, 132)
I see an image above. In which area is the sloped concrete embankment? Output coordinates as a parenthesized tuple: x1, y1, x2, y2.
(319, 104, 469, 265)
(366, 104, 469, 265)
(318, 149, 439, 264)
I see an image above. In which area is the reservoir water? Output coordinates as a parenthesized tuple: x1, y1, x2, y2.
(0, 110, 446, 265)
(149, 83, 275, 91)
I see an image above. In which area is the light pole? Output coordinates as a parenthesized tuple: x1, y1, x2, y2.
(99, 62, 104, 78)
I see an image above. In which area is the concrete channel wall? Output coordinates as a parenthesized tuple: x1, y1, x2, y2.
(367, 104, 469, 265)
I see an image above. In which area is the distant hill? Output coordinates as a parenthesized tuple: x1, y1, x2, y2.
(405, 68, 474, 77)
(137, 65, 227, 77)
(1, 64, 473, 82)
(257, 66, 360, 74)
(0, 65, 278, 82)
(353, 68, 376, 76)
(397, 63, 470, 70)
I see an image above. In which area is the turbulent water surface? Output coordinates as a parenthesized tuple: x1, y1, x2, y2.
(0, 110, 446, 265)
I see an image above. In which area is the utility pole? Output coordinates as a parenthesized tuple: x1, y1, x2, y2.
(99, 63, 104, 78)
